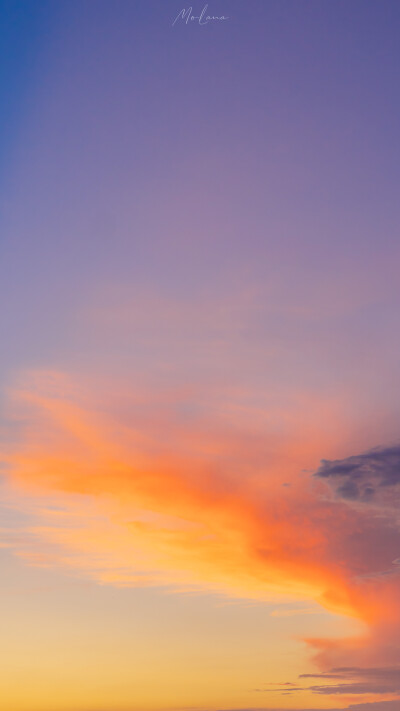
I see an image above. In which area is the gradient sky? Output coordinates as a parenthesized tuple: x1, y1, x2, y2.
(1, 2, 400, 710)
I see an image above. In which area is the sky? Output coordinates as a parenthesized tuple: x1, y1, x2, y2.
(1, 1, 400, 710)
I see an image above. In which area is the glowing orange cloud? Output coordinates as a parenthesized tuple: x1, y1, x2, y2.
(1, 370, 398, 631)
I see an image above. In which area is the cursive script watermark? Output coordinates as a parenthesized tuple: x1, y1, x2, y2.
(173, 4, 229, 26)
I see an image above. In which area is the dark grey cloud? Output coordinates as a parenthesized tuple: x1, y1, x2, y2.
(315, 445, 400, 503)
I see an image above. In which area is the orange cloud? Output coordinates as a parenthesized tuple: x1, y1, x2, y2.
(2, 369, 396, 634)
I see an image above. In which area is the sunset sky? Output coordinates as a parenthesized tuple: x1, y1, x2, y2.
(1, 2, 400, 710)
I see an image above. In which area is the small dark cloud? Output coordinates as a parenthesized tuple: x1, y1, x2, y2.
(315, 445, 400, 503)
